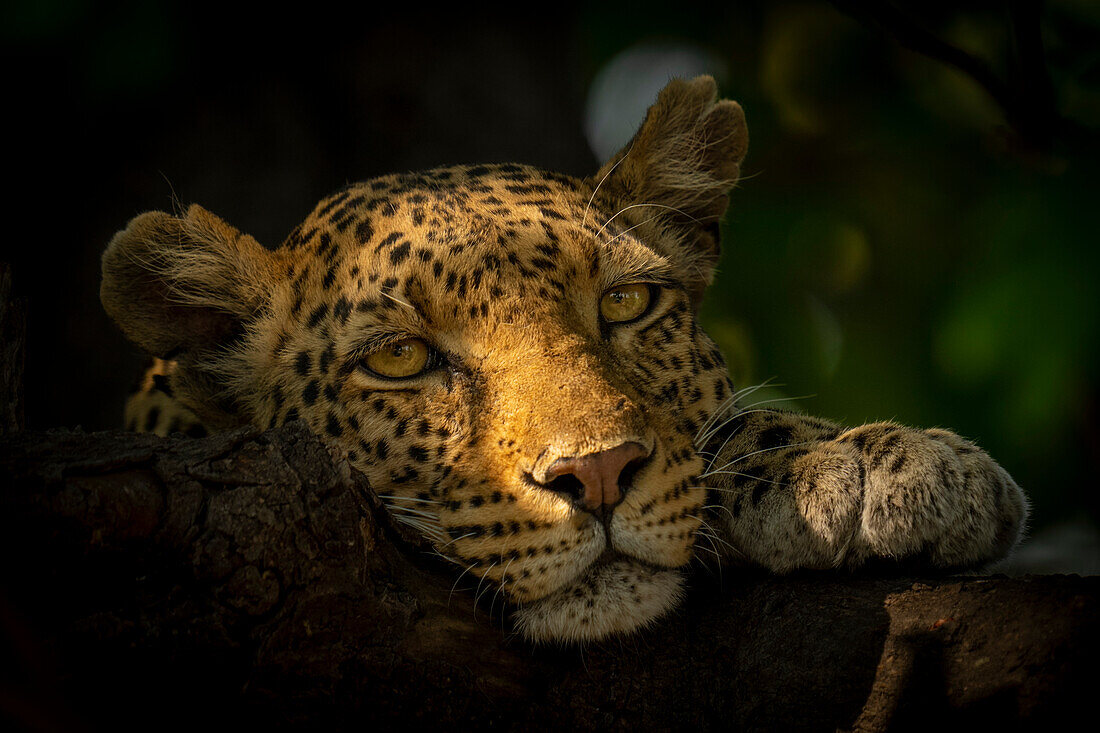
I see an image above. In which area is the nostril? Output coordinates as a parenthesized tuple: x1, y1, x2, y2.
(618, 455, 647, 490)
(545, 473, 585, 501)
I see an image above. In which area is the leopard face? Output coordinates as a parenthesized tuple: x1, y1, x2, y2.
(269, 165, 734, 641)
(101, 77, 748, 642)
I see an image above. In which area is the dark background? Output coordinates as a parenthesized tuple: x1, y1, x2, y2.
(3, 1, 1098, 553)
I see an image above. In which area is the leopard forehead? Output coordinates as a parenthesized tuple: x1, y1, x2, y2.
(280, 163, 678, 308)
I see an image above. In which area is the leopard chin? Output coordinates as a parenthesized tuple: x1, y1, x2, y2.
(511, 558, 685, 644)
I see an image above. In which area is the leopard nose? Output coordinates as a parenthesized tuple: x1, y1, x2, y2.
(541, 442, 650, 512)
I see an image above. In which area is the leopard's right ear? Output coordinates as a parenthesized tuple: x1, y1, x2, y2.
(101, 204, 281, 359)
(591, 76, 747, 306)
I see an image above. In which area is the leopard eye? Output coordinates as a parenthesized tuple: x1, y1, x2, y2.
(362, 338, 431, 379)
(600, 283, 653, 324)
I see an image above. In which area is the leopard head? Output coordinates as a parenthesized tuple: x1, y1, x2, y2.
(101, 76, 747, 642)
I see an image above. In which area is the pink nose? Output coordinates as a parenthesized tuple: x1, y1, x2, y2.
(542, 442, 649, 511)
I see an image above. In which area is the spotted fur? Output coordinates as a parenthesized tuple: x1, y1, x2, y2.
(102, 77, 1027, 643)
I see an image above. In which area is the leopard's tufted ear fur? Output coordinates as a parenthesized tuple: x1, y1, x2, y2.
(592, 76, 747, 304)
(101, 204, 282, 427)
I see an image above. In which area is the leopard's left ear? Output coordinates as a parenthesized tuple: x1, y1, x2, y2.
(101, 204, 284, 428)
(591, 76, 747, 304)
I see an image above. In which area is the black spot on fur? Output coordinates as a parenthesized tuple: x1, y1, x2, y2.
(319, 344, 335, 373)
(758, 426, 794, 451)
(355, 219, 374, 244)
(333, 297, 352, 324)
(303, 380, 319, 405)
(306, 304, 328, 329)
(295, 351, 310, 376)
(390, 241, 412, 265)
(751, 480, 771, 507)
(375, 232, 402, 252)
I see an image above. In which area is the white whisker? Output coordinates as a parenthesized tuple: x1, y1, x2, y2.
(735, 393, 815, 411)
(603, 213, 665, 245)
(702, 502, 735, 522)
(377, 494, 440, 504)
(473, 561, 499, 614)
(447, 559, 478, 607)
(583, 138, 635, 230)
(697, 514, 741, 553)
(381, 290, 416, 310)
(700, 441, 813, 478)
(696, 469, 791, 487)
(439, 532, 476, 549)
(489, 557, 515, 623)
(694, 378, 778, 445)
(386, 505, 438, 519)
(596, 202, 706, 242)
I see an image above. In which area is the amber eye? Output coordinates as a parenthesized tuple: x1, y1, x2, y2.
(600, 283, 653, 324)
(362, 338, 431, 379)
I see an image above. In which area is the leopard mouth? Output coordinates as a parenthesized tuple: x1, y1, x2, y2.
(510, 553, 686, 643)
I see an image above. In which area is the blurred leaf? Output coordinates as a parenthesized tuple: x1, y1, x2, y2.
(806, 294, 844, 378)
(759, 4, 890, 136)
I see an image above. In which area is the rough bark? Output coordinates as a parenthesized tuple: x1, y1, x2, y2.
(1, 424, 1095, 731)
(0, 263, 26, 434)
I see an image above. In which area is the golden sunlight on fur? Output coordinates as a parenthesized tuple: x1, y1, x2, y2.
(103, 77, 1027, 643)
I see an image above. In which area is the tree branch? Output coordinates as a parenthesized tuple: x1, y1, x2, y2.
(1, 424, 1096, 730)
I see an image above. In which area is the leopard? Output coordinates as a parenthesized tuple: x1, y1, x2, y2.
(101, 76, 1028, 644)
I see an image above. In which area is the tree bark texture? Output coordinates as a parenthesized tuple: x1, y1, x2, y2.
(1, 424, 1096, 731)
(0, 263, 26, 434)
